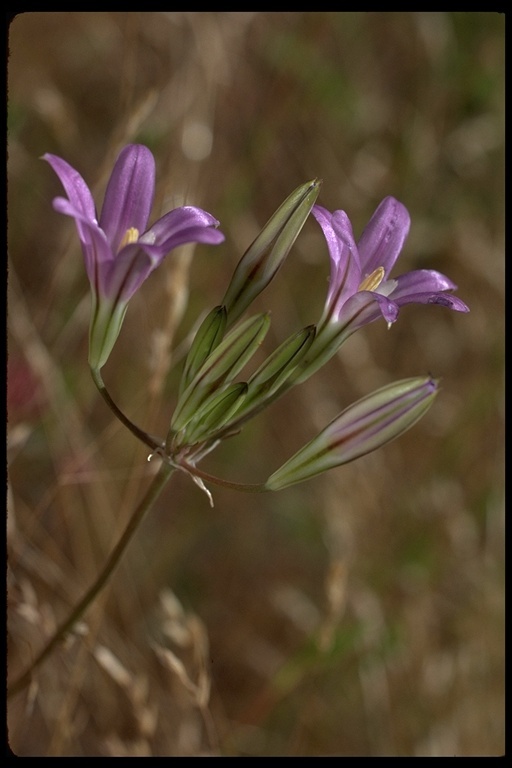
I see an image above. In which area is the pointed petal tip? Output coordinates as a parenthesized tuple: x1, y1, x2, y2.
(426, 294, 470, 312)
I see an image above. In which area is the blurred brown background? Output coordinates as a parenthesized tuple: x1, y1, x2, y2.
(7, 12, 504, 756)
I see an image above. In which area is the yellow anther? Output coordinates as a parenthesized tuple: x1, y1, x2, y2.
(358, 266, 385, 292)
(118, 227, 140, 250)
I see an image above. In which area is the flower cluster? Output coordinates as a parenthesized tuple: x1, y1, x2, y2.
(45, 144, 469, 493)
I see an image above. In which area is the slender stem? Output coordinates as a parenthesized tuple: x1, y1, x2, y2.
(8, 462, 175, 699)
(179, 459, 267, 493)
(90, 366, 164, 451)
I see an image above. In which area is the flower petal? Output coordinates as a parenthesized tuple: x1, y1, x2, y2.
(142, 206, 223, 247)
(427, 294, 470, 312)
(357, 196, 410, 277)
(337, 290, 399, 329)
(389, 270, 470, 312)
(99, 144, 155, 253)
(43, 153, 97, 243)
(312, 205, 344, 267)
(399, 292, 470, 312)
(313, 206, 361, 318)
(330, 209, 363, 300)
(51, 196, 113, 290)
(389, 269, 457, 299)
(139, 206, 224, 258)
(103, 243, 154, 303)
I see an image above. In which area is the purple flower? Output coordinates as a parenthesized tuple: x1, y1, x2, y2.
(313, 197, 469, 332)
(44, 144, 225, 369)
(291, 196, 470, 383)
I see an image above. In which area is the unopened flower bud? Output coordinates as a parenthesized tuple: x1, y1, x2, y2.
(170, 312, 270, 433)
(222, 179, 321, 323)
(266, 377, 438, 490)
(179, 305, 227, 395)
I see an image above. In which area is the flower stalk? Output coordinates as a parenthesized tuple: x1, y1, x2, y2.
(90, 366, 164, 450)
(8, 461, 175, 699)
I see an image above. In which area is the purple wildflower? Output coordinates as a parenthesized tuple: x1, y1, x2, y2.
(44, 144, 225, 369)
(313, 196, 469, 332)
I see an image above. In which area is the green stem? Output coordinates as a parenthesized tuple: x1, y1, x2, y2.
(8, 462, 175, 699)
(90, 366, 164, 451)
(179, 459, 267, 493)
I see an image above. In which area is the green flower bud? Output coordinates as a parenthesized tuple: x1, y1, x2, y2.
(179, 305, 227, 396)
(222, 180, 321, 324)
(266, 377, 438, 490)
(170, 312, 270, 433)
(182, 382, 248, 445)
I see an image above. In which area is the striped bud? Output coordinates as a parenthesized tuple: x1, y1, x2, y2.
(222, 179, 321, 324)
(266, 377, 438, 490)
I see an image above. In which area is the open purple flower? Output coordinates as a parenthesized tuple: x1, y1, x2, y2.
(313, 196, 469, 332)
(44, 144, 225, 369)
(292, 196, 469, 383)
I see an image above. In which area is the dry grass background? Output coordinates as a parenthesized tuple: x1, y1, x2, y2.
(7, 12, 504, 756)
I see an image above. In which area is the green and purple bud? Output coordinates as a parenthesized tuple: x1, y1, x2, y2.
(222, 179, 321, 324)
(170, 312, 270, 434)
(180, 324, 317, 447)
(181, 382, 248, 446)
(227, 325, 316, 426)
(266, 376, 438, 490)
(179, 305, 228, 396)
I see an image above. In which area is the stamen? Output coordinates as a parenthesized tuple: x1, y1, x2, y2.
(118, 227, 140, 250)
(358, 266, 385, 292)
